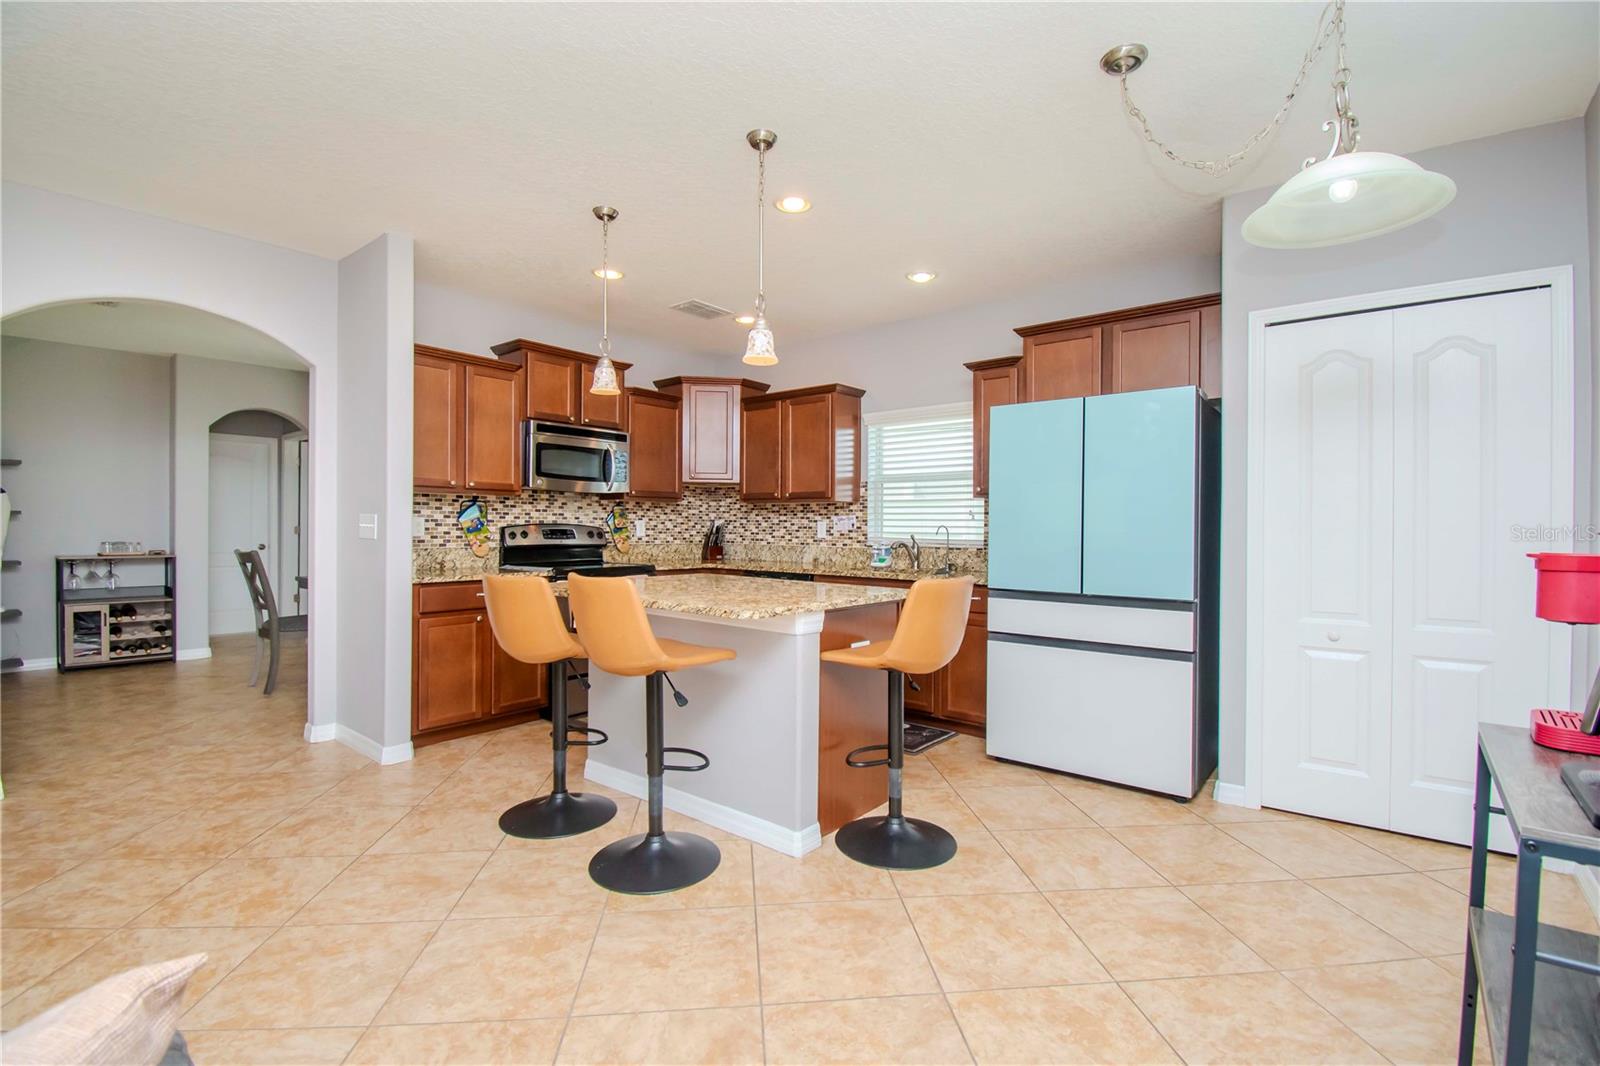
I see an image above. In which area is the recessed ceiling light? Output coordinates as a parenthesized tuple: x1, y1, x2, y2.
(734, 314, 756, 325)
(593, 268, 623, 280)
(906, 271, 937, 284)
(775, 196, 811, 214)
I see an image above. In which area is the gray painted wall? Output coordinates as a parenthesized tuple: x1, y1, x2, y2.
(759, 254, 1222, 412)
(1217, 118, 1597, 786)
(413, 281, 723, 385)
(0, 337, 173, 662)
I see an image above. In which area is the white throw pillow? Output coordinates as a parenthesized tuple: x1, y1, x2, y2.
(1, 953, 207, 1066)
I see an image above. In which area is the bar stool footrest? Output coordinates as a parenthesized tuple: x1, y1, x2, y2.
(566, 726, 608, 747)
(662, 746, 710, 772)
(846, 743, 891, 768)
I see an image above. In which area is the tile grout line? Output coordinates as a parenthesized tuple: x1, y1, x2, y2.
(552, 865, 613, 1062)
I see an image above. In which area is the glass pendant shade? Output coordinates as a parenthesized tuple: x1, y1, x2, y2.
(590, 353, 620, 395)
(742, 319, 777, 366)
(1242, 150, 1456, 249)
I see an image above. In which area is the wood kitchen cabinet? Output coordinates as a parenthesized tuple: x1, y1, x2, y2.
(740, 384, 863, 503)
(966, 295, 1220, 494)
(653, 376, 771, 485)
(490, 338, 631, 431)
(624, 387, 683, 499)
(964, 356, 1022, 498)
(413, 582, 551, 741)
(413, 344, 523, 494)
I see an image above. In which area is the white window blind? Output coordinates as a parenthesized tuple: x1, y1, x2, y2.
(865, 403, 984, 546)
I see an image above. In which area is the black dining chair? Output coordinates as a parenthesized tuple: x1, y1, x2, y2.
(234, 549, 282, 695)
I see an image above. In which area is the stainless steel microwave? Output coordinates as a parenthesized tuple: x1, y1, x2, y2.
(524, 421, 630, 494)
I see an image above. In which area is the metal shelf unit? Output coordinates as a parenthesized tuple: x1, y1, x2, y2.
(1457, 724, 1600, 1065)
(54, 555, 178, 671)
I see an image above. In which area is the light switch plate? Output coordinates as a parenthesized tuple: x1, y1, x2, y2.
(816, 518, 828, 539)
(358, 513, 379, 540)
(634, 518, 648, 540)
(833, 514, 855, 533)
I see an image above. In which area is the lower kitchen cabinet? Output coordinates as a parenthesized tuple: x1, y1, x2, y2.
(818, 577, 987, 729)
(413, 582, 549, 740)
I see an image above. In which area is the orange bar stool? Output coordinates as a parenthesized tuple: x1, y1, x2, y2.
(481, 574, 617, 839)
(821, 576, 975, 870)
(567, 573, 736, 894)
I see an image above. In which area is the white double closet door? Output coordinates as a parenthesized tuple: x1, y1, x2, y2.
(1261, 287, 1567, 844)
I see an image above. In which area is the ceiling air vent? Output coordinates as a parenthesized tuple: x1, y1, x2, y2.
(669, 299, 732, 320)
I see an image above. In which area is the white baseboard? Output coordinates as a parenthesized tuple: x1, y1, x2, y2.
(333, 724, 414, 765)
(175, 647, 212, 662)
(303, 722, 336, 743)
(3, 657, 57, 673)
(1211, 780, 1252, 808)
(584, 760, 822, 857)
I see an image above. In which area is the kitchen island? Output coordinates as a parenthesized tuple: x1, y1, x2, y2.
(556, 573, 907, 856)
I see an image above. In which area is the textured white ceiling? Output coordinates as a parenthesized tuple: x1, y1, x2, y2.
(2, 301, 308, 370)
(3, 2, 1595, 352)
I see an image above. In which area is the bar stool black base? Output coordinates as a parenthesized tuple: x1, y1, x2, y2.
(498, 791, 617, 840)
(589, 831, 721, 894)
(836, 815, 957, 870)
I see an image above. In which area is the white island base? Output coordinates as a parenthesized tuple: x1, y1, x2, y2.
(576, 575, 904, 857)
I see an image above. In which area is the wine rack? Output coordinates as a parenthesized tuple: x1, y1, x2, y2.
(55, 554, 177, 671)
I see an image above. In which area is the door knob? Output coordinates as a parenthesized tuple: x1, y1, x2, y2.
(257, 543, 267, 550)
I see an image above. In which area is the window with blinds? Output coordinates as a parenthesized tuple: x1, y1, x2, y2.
(865, 403, 984, 545)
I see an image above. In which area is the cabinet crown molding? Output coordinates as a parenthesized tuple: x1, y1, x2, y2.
(414, 342, 523, 370)
(963, 355, 1024, 372)
(1013, 293, 1221, 339)
(745, 383, 866, 404)
(653, 375, 771, 392)
(489, 337, 633, 372)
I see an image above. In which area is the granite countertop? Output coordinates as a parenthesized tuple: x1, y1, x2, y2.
(533, 571, 907, 620)
(660, 558, 986, 584)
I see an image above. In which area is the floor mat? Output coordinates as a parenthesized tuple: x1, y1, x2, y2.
(904, 723, 957, 755)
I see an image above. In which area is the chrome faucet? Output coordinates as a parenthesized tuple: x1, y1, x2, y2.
(890, 537, 921, 571)
(931, 524, 956, 577)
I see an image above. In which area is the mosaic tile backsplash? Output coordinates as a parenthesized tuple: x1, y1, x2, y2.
(413, 486, 988, 575)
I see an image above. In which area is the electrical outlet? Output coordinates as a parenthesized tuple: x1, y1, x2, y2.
(412, 515, 426, 539)
(816, 518, 828, 539)
(634, 518, 648, 540)
(833, 514, 855, 534)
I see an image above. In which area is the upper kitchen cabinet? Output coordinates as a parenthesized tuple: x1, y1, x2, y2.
(624, 387, 682, 499)
(490, 338, 630, 431)
(1012, 294, 1221, 401)
(413, 344, 524, 494)
(740, 384, 863, 503)
(653, 376, 771, 485)
(964, 355, 1022, 497)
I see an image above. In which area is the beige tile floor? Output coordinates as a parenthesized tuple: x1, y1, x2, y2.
(3, 633, 1597, 1065)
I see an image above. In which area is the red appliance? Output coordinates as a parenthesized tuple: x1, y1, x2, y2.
(1527, 553, 1600, 750)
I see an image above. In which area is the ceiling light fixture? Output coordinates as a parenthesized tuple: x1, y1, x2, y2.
(589, 205, 621, 396)
(906, 271, 938, 284)
(734, 314, 756, 325)
(1103, 0, 1455, 249)
(775, 195, 811, 214)
(592, 267, 623, 280)
(741, 129, 779, 367)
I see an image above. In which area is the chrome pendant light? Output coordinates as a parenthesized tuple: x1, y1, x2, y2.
(742, 128, 778, 366)
(590, 205, 621, 395)
(1103, 0, 1455, 249)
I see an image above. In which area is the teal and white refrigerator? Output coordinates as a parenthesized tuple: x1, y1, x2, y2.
(985, 385, 1219, 798)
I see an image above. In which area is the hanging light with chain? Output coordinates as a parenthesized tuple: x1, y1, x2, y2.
(1102, 0, 1455, 249)
(742, 129, 779, 366)
(590, 205, 621, 395)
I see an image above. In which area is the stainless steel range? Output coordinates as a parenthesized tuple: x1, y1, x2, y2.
(498, 522, 656, 579)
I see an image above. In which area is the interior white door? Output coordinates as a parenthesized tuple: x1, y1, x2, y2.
(1388, 288, 1562, 843)
(1261, 287, 1566, 843)
(209, 434, 277, 636)
(1261, 309, 1396, 830)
